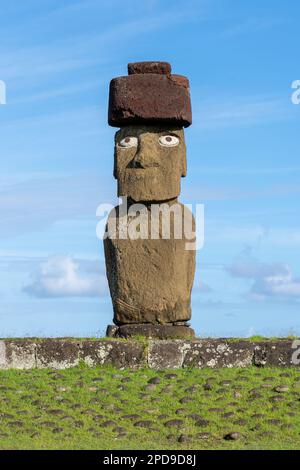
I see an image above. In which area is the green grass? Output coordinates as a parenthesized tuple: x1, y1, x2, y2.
(0, 366, 300, 450)
(226, 335, 298, 342)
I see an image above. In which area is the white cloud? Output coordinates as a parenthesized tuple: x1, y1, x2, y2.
(229, 256, 289, 281)
(251, 268, 300, 300)
(24, 255, 108, 298)
(228, 250, 300, 301)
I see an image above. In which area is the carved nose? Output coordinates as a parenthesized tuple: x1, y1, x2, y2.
(132, 153, 159, 169)
(131, 142, 159, 169)
(132, 151, 150, 168)
(133, 159, 144, 169)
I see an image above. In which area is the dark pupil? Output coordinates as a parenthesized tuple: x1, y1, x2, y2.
(124, 137, 130, 143)
(166, 136, 172, 142)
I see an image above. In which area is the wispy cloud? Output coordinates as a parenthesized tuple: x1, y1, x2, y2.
(208, 225, 300, 247)
(190, 165, 300, 175)
(184, 182, 300, 201)
(24, 255, 108, 298)
(0, 105, 105, 134)
(1, 6, 200, 84)
(222, 17, 285, 38)
(10, 80, 102, 105)
(0, 173, 116, 238)
(193, 95, 291, 130)
(228, 249, 300, 301)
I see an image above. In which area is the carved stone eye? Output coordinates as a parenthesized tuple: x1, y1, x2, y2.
(158, 135, 180, 147)
(119, 136, 138, 148)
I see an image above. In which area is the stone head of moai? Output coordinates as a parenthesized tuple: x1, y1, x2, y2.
(105, 62, 196, 339)
(113, 125, 186, 202)
(108, 61, 191, 202)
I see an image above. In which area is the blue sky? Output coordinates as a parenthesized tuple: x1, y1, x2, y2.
(0, 0, 299, 337)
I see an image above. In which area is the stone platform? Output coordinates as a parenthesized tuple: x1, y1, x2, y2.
(0, 338, 299, 369)
(106, 323, 196, 340)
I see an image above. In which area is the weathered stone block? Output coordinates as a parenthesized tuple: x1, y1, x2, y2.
(0, 338, 299, 370)
(80, 340, 146, 369)
(148, 340, 192, 369)
(183, 340, 254, 368)
(36, 339, 80, 369)
(253, 341, 296, 367)
(0, 340, 36, 369)
(0, 341, 6, 368)
(109, 324, 195, 340)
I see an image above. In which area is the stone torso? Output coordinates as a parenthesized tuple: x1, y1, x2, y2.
(104, 201, 195, 325)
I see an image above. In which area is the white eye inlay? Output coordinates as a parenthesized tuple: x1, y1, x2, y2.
(119, 136, 138, 148)
(158, 135, 180, 147)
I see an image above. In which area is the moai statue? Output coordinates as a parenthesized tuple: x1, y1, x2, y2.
(104, 61, 196, 339)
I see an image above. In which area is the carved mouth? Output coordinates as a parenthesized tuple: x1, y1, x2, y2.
(126, 161, 160, 169)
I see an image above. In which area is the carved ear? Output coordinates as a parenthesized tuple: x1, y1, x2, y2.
(113, 131, 119, 179)
(113, 146, 118, 179)
(181, 143, 187, 177)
